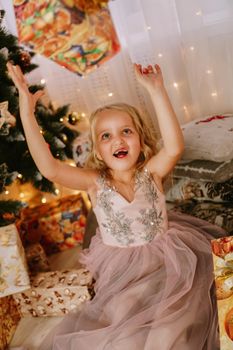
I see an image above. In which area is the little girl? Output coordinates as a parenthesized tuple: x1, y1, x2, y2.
(7, 62, 224, 350)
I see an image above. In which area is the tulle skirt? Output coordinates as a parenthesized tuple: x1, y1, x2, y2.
(40, 211, 226, 350)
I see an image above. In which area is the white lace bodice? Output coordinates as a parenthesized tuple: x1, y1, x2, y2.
(93, 168, 168, 247)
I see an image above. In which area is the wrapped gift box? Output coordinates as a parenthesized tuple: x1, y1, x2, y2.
(17, 194, 88, 255)
(0, 224, 30, 297)
(13, 268, 93, 317)
(211, 236, 233, 349)
(0, 295, 21, 350)
(14, 0, 120, 76)
(25, 243, 50, 275)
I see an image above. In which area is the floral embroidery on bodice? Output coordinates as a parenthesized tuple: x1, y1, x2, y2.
(93, 168, 168, 247)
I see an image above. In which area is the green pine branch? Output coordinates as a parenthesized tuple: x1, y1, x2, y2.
(0, 14, 79, 221)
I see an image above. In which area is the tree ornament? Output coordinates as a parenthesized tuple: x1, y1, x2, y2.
(72, 132, 91, 167)
(19, 50, 31, 68)
(0, 163, 18, 192)
(0, 101, 16, 135)
(0, 47, 9, 59)
(53, 136, 66, 149)
(68, 112, 79, 125)
(60, 133, 68, 143)
(34, 171, 43, 181)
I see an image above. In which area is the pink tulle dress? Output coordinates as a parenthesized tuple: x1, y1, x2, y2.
(41, 168, 224, 350)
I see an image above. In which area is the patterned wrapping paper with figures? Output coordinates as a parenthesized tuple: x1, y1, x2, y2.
(17, 193, 88, 255)
(0, 224, 30, 298)
(13, 269, 93, 317)
(0, 295, 21, 350)
(212, 236, 233, 349)
(14, 0, 121, 75)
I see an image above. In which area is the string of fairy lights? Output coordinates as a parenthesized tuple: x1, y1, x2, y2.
(0, 4, 225, 203)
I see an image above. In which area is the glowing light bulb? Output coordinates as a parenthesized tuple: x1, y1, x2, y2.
(5, 190, 9, 195)
(158, 53, 163, 58)
(60, 118, 64, 122)
(206, 70, 212, 74)
(19, 192, 25, 198)
(189, 46, 195, 51)
(147, 26, 151, 30)
(55, 188, 60, 195)
(40, 79, 46, 85)
(173, 82, 178, 89)
(17, 174, 23, 179)
(108, 92, 113, 97)
(211, 92, 217, 97)
(196, 11, 202, 16)
(69, 161, 76, 167)
(81, 113, 86, 117)
(41, 197, 47, 203)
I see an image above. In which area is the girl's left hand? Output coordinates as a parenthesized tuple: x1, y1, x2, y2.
(134, 63, 164, 92)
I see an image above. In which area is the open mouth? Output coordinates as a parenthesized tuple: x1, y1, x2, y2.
(113, 149, 128, 158)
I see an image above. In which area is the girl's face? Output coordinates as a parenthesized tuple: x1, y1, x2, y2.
(94, 110, 141, 172)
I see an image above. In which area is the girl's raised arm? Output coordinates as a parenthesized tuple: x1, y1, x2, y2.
(7, 63, 97, 191)
(134, 63, 184, 180)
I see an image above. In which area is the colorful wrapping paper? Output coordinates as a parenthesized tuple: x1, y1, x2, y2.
(13, 269, 93, 317)
(0, 224, 30, 298)
(14, 0, 120, 75)
(0, 295, 21, 350)
(17, 193, 88, 255)
(211, 236, 233, 349)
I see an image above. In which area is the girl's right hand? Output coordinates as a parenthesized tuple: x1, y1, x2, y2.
(7, 62, 44, 110)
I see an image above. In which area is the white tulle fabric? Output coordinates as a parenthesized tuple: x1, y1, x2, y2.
(40, 169, 225, 350)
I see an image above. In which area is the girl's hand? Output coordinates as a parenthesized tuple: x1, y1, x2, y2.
(7, 62, 44, 109)
(134, 63, 164, 93)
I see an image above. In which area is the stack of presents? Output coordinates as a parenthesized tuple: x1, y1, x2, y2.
(0, 193, 93, 350)
(166, 114, 233, 235)
(212, 237, 233, 349)
(165, 114, 233, 349)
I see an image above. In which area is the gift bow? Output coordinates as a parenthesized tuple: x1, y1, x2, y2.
(195, 115, 229, 124)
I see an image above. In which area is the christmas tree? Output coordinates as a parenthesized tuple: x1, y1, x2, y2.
(0, 11, 79, 226)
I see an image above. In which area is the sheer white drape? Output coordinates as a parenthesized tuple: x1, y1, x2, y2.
(1, 0, 233, 126)
(110, 0, 233, 121)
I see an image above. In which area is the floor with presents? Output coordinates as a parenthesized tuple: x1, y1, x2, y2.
(10, 246, 84, 350)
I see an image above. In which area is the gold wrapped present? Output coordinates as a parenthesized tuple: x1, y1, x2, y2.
(17, 194, 88, 255)
(13, 268, 93, 317)
(0, 295, 21, 350)
(0, 224, 30, 297)
(211, 236, 233, 349)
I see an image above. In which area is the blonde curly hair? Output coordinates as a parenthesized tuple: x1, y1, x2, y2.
(85, 103, 158, 174)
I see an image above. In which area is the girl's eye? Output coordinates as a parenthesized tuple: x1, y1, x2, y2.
(123, 128, 132, 135)
(101, 133, 110, 140)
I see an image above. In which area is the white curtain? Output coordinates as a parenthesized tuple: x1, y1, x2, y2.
(1, 0, 233, 126)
